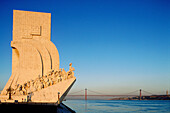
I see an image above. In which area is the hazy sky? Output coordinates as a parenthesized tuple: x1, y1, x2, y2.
(0, 0, 169, 95)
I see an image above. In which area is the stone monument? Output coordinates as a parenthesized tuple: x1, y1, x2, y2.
(0, 10, 76, 103)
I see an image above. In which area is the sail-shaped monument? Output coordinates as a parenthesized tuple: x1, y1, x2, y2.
(0, 10, 76, 103)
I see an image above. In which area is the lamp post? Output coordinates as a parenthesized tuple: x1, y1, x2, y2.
(58, 92, 60, 104)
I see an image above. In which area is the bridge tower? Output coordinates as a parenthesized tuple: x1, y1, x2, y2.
(85, 88, 87, 100)
(139, 89, 142, 100)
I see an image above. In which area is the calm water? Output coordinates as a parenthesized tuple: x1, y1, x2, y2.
(63, 100, 170, 113)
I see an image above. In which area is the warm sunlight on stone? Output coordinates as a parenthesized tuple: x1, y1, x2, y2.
(0, 10, 76, 103)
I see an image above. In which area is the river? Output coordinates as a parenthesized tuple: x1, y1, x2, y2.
(63, 100, 170, 113)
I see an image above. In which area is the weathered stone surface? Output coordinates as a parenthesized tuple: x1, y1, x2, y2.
(31, 77, 76, 103)
(1, 10, 60, 95)
(0, 10, 76, 103)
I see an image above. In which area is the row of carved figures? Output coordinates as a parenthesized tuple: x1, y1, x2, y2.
(8, 63, 75, 95)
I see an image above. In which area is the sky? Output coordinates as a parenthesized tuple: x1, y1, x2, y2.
(0, 0, 169, 95)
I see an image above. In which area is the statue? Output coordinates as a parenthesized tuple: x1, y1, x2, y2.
(67, 63, 75, 79)
(44, 75, 49, 88)
(13, 83, 19, 95)
(0, 10, 76, 103)
(14, 85, 24, 95)
(37, 80, 44, 90)
(49, 78, 53, 86)
(28, 80, 36, 93)
(62, 68, 67, 80)
(52, 72, 59, 84)
(22, 83, 28, 95)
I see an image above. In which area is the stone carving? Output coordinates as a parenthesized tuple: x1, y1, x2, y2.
(9, 63, 75, 95)
(62, 69, 67, 80)
(0, 10, 76, 103)
(1, 10, 60, 95)
(14, 85, 24, 95)
(67, 63, 75, 79)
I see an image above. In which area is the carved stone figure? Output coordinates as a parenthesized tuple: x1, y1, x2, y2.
(22, 83, 27, 94)
(49, 78, 53, 86)
(13, 82, 19, 95)
(62, 68, 67, 80)
(52, 73, 58, 84)
(14, 85, 24, 95)
(67, 63, 75, 79)
(28, 80, 36, 93)
(37, 80, 44, 90)
(44, 75, 49, 87)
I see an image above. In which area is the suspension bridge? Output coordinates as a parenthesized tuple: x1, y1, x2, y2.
(66, 89, 160, 100)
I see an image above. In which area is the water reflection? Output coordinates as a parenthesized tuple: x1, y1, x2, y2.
(63, 100, 170, 113)
(85, 100, 87, 112)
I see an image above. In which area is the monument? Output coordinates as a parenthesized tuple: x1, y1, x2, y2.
(0, 10, 76, 103)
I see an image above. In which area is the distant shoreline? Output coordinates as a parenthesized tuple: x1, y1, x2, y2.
(110, 95, 170, 100)
(65, 95, 170, 100)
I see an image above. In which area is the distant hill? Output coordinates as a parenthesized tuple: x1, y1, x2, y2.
(110, 95, 170, 100)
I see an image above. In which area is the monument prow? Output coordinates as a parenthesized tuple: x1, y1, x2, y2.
(0, 10, 76, 103)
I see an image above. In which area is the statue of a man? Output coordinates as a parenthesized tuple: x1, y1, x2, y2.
(28, 80, 37, 93)
(67, 63, 75, 79)
(62, 68, 67, 80)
